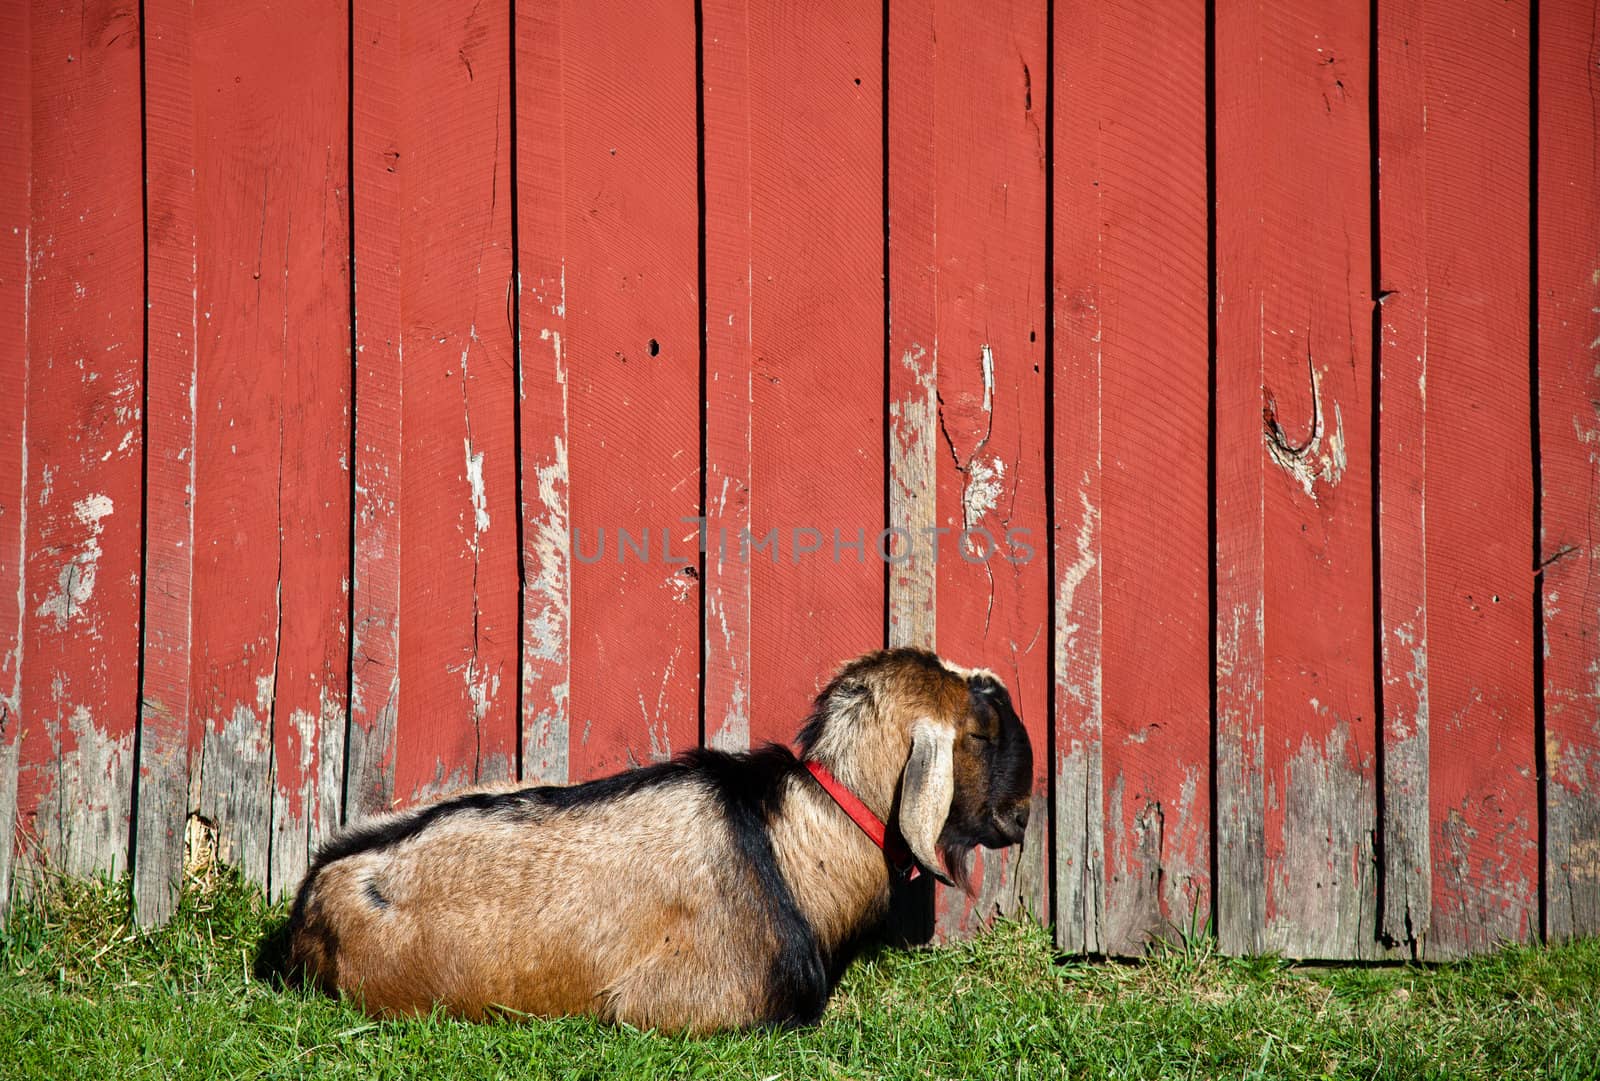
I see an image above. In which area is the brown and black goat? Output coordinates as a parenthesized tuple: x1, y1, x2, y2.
(285, 648, 1034, 1032)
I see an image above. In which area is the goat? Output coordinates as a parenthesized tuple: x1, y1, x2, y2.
(285, 648, 1034, 1032)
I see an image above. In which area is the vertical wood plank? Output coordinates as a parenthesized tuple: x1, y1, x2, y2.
(134, 0, 197, 925)
(347, 0, 404, 820)
(395, 0, 517, 803)
(257, 5, 351, 899)
(704, 6, 885, 748)
(1379, 0, 1537, 960)
(881, 0, 937, 947)
(885, 1, 937, 661)
(352, 0, 518, 809)
(887, 0, 1050, 938)
(182, 3, 351, 895)
(1054, 0, 1211, 954)
(1375, 0, 1432, 952)
(1537, 0, 1600, 945)
(0, 0, 28, 920)
(16, 0, 145, 884)
(514, 0, 570, 784)
(555, 0, 700, 781)
(702, 0, 755, 752)
(1215, 0, 1382, 958)
(748, 7, 885, 747)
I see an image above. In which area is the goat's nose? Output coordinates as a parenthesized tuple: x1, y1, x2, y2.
(1005, 800, 1031, 836)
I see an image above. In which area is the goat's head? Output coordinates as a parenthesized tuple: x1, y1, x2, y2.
(796, 649, 1034, 886)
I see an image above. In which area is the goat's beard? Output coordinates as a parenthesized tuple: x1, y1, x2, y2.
(939, 842, 978, 894)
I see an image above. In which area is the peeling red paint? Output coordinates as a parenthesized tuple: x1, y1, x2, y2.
(15, 0, 144, 887)
(1379, 0, 1540, 961)
(1214, 0, 1384, 959)
(1055, 0, 1212, 956)
(886, 0, 1051, 941)
(1538, 0, 1600, 944)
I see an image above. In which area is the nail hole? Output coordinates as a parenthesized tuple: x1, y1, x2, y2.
(648, 339, 660, 357)
(1029, 330, 1036, 342)
(854, 77, 861, 86)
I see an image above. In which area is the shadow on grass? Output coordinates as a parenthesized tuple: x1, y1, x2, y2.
(250, 910, 297, 988)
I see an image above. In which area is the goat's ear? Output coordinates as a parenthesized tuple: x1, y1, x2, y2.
(898, 719, 957, 886)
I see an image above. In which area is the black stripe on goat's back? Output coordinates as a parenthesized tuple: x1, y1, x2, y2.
(313, 745, 812, 868)
(306, 757, 705, 876)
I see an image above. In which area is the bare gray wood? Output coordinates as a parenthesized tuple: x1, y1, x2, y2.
(0, 723, 19, 922)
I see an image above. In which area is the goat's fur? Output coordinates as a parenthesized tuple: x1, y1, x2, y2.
(286, 648, 1034, 1031)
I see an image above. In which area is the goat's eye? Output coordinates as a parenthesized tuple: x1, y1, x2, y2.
(968, 731, 993, 744)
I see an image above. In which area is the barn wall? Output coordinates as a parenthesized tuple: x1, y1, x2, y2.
(1, 0, 1595, 960)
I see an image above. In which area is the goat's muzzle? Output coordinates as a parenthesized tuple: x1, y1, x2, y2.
(985, 799, 1031, 848)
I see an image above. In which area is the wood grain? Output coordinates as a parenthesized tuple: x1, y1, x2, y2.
(1054, 0, 1211, 955)
(16, 0, 145, 886)
(1537, 0, 1600, 945)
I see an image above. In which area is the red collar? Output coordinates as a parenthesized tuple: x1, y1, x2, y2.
(804, 759, 921, 881)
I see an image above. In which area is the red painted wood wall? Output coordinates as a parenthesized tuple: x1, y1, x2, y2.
(2, 0, 1595, 960)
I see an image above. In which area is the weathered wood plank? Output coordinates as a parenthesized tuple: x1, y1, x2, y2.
(1215, 0, 1382, 959)
(254, 3, 352, 902)
(1374, 0, 1431, 954)
(701, 0, 755, 752)
(396, 0, 519, 801)
(182, 3, 352, 895)
(1054, 0, 1211, 955)
(1379, 0, 1538, 961)
(1421, 0, 1539, 961)
(1538, 0, 1600, 945)
(885, 1, 937, 661)
(0, 0, 28, 921)
(133, 0, 197, 926)
(369, 0, 519, 806)
(513, 0, 570, 784)
(558, 0, 700, 780)
(347, 0, 405, 820)
(16, 0, 144, 885)
(885, 0, 1049, 939)
(706, 6, 886, 747)
(880, 0, 941, 948)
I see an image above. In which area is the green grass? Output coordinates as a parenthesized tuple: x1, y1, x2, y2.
(2, 869, 1597, 1080)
